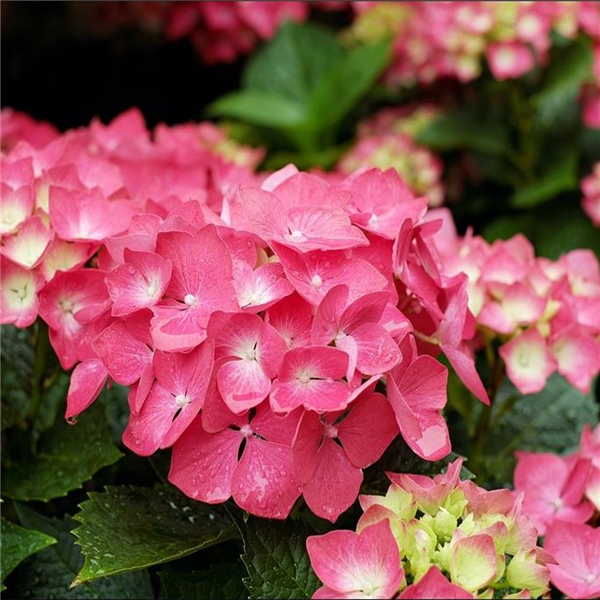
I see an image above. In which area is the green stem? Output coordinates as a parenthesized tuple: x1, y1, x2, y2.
(28, 321, 49, 422)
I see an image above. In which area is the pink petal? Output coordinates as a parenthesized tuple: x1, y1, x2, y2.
(232, 437, 301, 519)
(65, 359, 109, 420)
(545, 521, 600, 600)
(292, 411, 325, 484)
(150, 304, 207, 352)
(106, 249, 172, 316)
(38, 239, 96, 282)
(1, 214, 53, 269)
(217, 358, 271, 413)
(499, 328, 557, 395)
(337, 390, 398, 469)
(92, 320, 152, 386)
(0, 256, 43, 327)
(169, 416, 240, 503)
(0, 184, 34, 235)
(551, 330, 600, 393)
(351, 323, 402, 375)
(399, 566, 474, 599)
(302, 437, 364, 522)
(265, 292, 313, 349)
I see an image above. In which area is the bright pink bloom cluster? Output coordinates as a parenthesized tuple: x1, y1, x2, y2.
(87, 1, 321, 64)
(2, 107, 496, 521)
(65, 162, 491, 522)
(514, 424, 600, 599)
(582, 163, 600, 227)
(307, 458, 553, 599)
(428, 207, 600, 395)
(338, 106, 445, 207)
(346, 2, 600, 86)
(0, 108, 263, 331)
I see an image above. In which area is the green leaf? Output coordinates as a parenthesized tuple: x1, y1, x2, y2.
(532, 36, 594, 129)
(72, 485, 236, 585)
(308, 39, 391, 130)
(160, 561, 248, 600)
(243, 21, 343, 105)
(479, 373, 599, 486)
(239, 517, 320, 599)
(415, 107, 511, 156)
(510, 146, 578, 207)
(14, 505, 153, 599)
(0, 517, 56, 591)
(208, 91, 307, 129)
(1, 402, 123, 502)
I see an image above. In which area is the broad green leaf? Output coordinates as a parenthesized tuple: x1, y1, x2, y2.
(478, 373, 599, 486)
(510, 146, 578, 207)
(160, 561, 248, 600)
(1, 402, 122, 502)
(239, 517, 320, 600)
(308, 39, 391, 130)
(243, 21, 343, 105)
(532, 36, 594, 128)
(415, 108, 511, 156)
(71, 486, 236, 585)
(208, 91, 307, 129)
(0, 517, 56, 591)
(14, 505, 153, 599)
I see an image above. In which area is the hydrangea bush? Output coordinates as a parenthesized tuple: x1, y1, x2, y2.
(1, 2, 599, 599)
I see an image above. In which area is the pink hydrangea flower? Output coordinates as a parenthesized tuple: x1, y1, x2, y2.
(306, 520, 404, 599)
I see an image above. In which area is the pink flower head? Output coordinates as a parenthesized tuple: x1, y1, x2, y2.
(237, 186, 368, 253)
(233, 260, 294, 312)
(270, 345, 350, 413)
(486, 41, 535, 80)
(544, 521, 600, 600)
(122, 341, 214, 456)
(293, 388, 398, 521)
(399, 565, 474, 599)
(106, 249, 172, 316)
(208, 311, 287, 413)
(150, 225, 237, 352)
(307, 520, 404, 600)
(273, 242, 388, 307)
(169, 401, 302, 519)
(0, 183, 34, 236)
(311, 285, 402, 378)
(0, 256, 44, 327)
(499, 328, 557, 395)
(514, 451, 594, 535)
(38, 269, 110, 369)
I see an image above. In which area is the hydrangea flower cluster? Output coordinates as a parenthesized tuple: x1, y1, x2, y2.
(62, 161, 497, 522)
(514, 423, 600, 599)
(582, 162, 600, 226)
(86, 1, 326, 64)
(0, 108, 263, 330)
(338, 105, 445, 207)
(307, 458, 553, 599)
(345, 2, 600, 86)
(428, 207, 600, 395)
(2, 108, 500, 520)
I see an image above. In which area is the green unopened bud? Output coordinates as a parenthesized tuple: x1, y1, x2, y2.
(433, 507, 458, 542)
